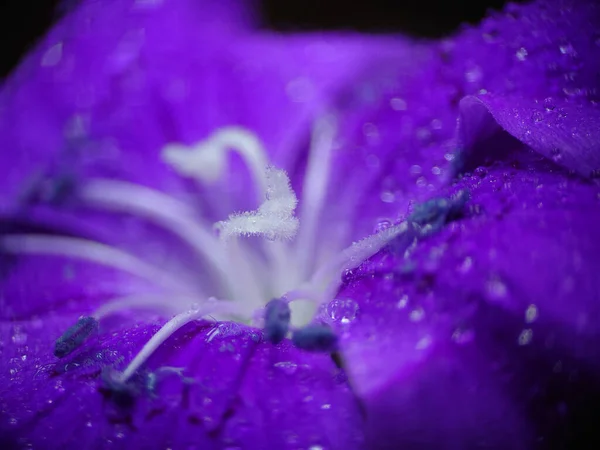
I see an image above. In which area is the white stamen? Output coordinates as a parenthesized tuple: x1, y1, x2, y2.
(117, 301, 249, 383)
(221, 237, 269, 311)
(41, 121, 409, 383)
(162, 127, 270, 201)
(215, 166, 299, 242)
(295, 115, 336, 278)
(163, 128, 297, 294)
(93, 294, 200, 319)
(310, 222, 409, 299)
(0, 234, 180, 290)
(79, 180, 236, 295)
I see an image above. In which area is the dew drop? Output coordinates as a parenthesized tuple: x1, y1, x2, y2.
(11, 332, 27, 345)
(444, 153, 456, 162)
(465, 66, 482, 83)
(380, 191, 396, 203)
(273, 361, 298, 375)
(286, 77, 314, 103)
(452, 328, 474, 344)
(309, 446, 325, 450)
(551, 148, 563, 162)
(363, 123, 380, 144)
(327, 298, 359, 324)
(374, 219, 392, 233)
(321, 404, 331, 410)
(415, 335, 432, 350)
(474, 167, 488, 178)
(559, 43, 576, 56)
(458, 256, 473, 274)
(341, 268, 356, 283)
(190, 301, 200, 311)
(390, 97, 407, 111)
(544, 97, 556, 111)
(409, 307, 425, 322)
(563, 86, 582, 97)
(410, 165, 422, 175)
(518, 329, 533, 345)
(396, 294, 409, 309)
(531, 110, 544, 123)
(515, 47, 528, 61)
(525, 304, 538, 323)
(486, 276, 508, 300)
(41, 42, 63, 67)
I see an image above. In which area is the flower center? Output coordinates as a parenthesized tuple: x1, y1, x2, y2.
(3, 118, 407, 387)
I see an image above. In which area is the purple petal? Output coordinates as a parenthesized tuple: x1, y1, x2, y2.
(0, 0, 420, 224)
(0, 314, 362, 449)
(337, 137, 600, 448)
(225, 340, 364, 449)
(0, 0, 254, 208)
(449, 0, 600, 176)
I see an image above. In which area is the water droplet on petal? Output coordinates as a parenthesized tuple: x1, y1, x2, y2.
(551, 148, 563, 162)
(544, 97, 555, 111)
(531, 110, 544, 123)
(274, 361, 298, 375)
(396, 294, 409, 309)
(458, 256, 473, 274)
(525, 304, 538, 323)
(327, 298, 359, 324)
(390, 97, 407, 111)
(515, 47, 528, 61)
(465, 65, 482, 83)
(380, 191, 396, 203)
(415, 335, 432, 350)
(11, 332, 27, 345)
(374, 219, 392, 233)
(518, 328, 533, 345)
(474, 167, 488, 178)
(452, 328, 475, 344)
(41, 42, 63, 67)
(409, 307, 425, 322)
(486, 276, 508, 300)
(559, 43, 576, 56)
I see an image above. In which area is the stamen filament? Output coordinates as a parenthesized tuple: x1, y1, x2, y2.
(215, 166, 299, 241)
(295, 115, 336, 278)
(310, 222, 409, 299)
(0, 234, 180, 290)
(79, 180, 235, 295)
(222, 238, 268, 311)
(162, 127, 270, 202)
(117, 301, 250, 383)
(92, 293, 202, 319)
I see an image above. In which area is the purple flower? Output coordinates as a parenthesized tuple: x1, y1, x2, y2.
(1, 0, 599, 448)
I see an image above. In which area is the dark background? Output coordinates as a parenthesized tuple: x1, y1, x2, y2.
(0, 0, 514, 78)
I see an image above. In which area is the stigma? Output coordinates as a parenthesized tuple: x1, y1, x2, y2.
(4, 117, 407, 388)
